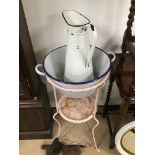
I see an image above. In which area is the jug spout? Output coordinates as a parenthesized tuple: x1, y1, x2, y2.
(62, 10, 90, 27)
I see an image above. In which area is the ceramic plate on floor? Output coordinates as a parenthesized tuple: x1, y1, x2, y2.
(115, 121, 135, 155)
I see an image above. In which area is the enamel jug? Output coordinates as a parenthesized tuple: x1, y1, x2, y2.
(62, 10, 97, 82)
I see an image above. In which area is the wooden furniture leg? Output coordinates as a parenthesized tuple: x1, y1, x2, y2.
(42, 138, 64, 155)
(105, 0, 135, 149)
(109, 99, 130, 149)
(102, 74, 115, 117)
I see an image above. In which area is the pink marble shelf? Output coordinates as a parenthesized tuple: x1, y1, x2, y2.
(58, 96, 95, 121)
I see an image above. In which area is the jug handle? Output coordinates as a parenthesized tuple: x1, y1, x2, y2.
(35, 64, 46, 76)
(86, 24, 97, 67)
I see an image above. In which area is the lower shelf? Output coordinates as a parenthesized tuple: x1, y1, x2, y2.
(58, 96, 96, 123)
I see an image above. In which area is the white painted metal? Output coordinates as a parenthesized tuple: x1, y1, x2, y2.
(48, 74, 110, 152)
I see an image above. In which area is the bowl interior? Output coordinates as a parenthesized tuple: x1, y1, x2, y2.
(43, 46, 111, 84)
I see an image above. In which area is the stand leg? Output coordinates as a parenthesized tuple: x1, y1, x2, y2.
(92, 115, 100, 152)
(53, 111, 61, 138)
(52, 85, 62, 138)
(109, 99, 130, 149)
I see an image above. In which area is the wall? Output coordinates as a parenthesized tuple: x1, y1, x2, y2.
(21, 0, 132, 106)
(22, 0, 131, 57)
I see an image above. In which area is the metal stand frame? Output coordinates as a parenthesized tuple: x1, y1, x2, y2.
(52, 85, 101, 152)
(44, 72, 110, 153)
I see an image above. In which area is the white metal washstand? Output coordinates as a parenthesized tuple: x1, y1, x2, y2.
(48, 72, 109, 152)
(35, 46, 115, 152)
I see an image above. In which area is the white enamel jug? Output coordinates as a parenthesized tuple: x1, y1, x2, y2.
(62, 10, 97, 82)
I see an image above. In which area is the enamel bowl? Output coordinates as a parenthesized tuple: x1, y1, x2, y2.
(35, 45, 115, 98)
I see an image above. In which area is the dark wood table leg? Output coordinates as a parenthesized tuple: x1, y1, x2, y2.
(102, 74, 115, 117)
(42, 138, 64, 155)
(109, 99, 130, 149)
(42, 138, 85, 155)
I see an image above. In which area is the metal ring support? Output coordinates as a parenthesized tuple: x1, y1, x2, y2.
(46, 72, 110, 93)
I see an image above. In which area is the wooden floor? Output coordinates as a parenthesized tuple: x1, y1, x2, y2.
(19, 115, 123, 155)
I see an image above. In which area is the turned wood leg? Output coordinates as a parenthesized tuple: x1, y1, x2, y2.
(109, 99, 130, 149)
(103, 75, 115, 117)
(42, 138, 64, 155)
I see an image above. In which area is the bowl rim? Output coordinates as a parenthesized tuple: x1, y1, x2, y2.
(43, 45, 112, 85)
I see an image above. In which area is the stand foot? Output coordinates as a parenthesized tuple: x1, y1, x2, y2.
(97, 148, 100, 152)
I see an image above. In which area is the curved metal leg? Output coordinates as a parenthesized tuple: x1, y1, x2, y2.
(53, 110, 61, 138)
(92, 115, 100, 152)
